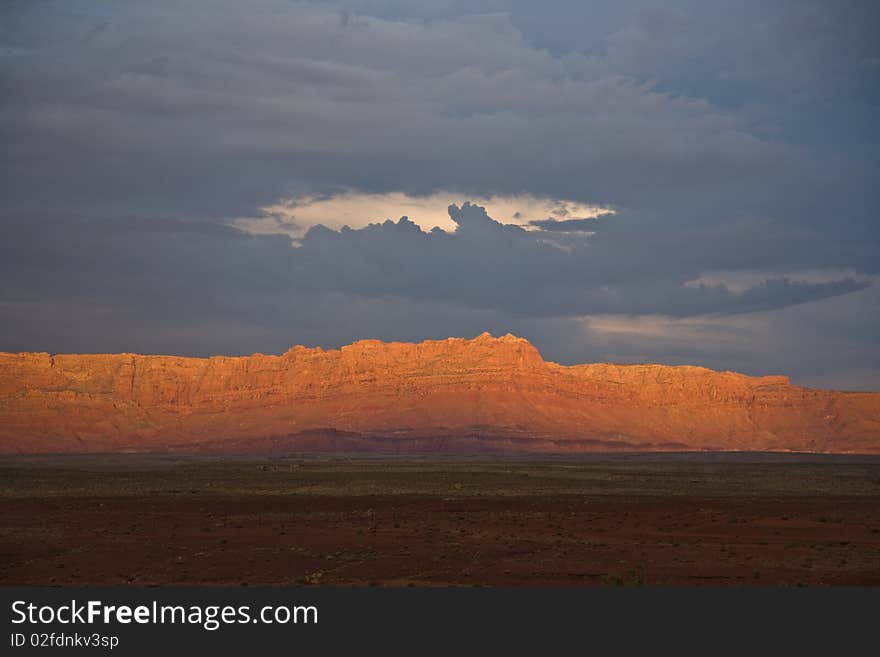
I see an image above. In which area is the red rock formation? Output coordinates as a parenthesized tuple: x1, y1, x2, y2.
(1, 333, 878, 453)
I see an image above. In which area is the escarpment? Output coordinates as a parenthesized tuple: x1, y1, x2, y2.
(1, 333, 878, 453)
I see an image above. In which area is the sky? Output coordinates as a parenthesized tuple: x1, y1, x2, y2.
(1, 0, 878, 389)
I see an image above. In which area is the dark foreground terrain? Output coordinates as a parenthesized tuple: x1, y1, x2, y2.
(2, 453, 879, 586)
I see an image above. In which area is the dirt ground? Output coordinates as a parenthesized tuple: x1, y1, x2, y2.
(1, 454, 879, 586)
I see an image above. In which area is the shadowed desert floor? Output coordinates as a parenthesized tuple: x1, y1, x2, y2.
(2, 453, 879, 586)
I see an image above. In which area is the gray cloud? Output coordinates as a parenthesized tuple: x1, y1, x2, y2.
(0, 203, 868, 329)
(529, 218, 607, 232)
(290, 203, 870, 316)
(3, 1, 874, 224)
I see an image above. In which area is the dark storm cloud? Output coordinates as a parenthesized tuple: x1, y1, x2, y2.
(1, 203, 867, 333)
(0, 213, 297, 321)
(3, 0, 875, 227)
(1, 0, 878, 387)
(529, 218, 607, 232)
(289, 203, 870, 317)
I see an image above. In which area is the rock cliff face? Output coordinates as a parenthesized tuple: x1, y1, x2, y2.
(1, 333, 878, 453)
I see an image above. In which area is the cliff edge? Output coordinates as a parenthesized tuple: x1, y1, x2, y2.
(1, 333, 878, 453)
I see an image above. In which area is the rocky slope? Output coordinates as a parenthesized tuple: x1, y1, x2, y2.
(1, 333, 878, 453)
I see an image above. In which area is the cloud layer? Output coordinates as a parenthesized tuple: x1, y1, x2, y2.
(1, 1, 878, 388)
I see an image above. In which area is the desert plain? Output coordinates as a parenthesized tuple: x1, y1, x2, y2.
(2, 453, 879, 587)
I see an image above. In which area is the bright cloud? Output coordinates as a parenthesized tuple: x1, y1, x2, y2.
(684, 269, 875, 294)
(232, 192, 614, 240)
